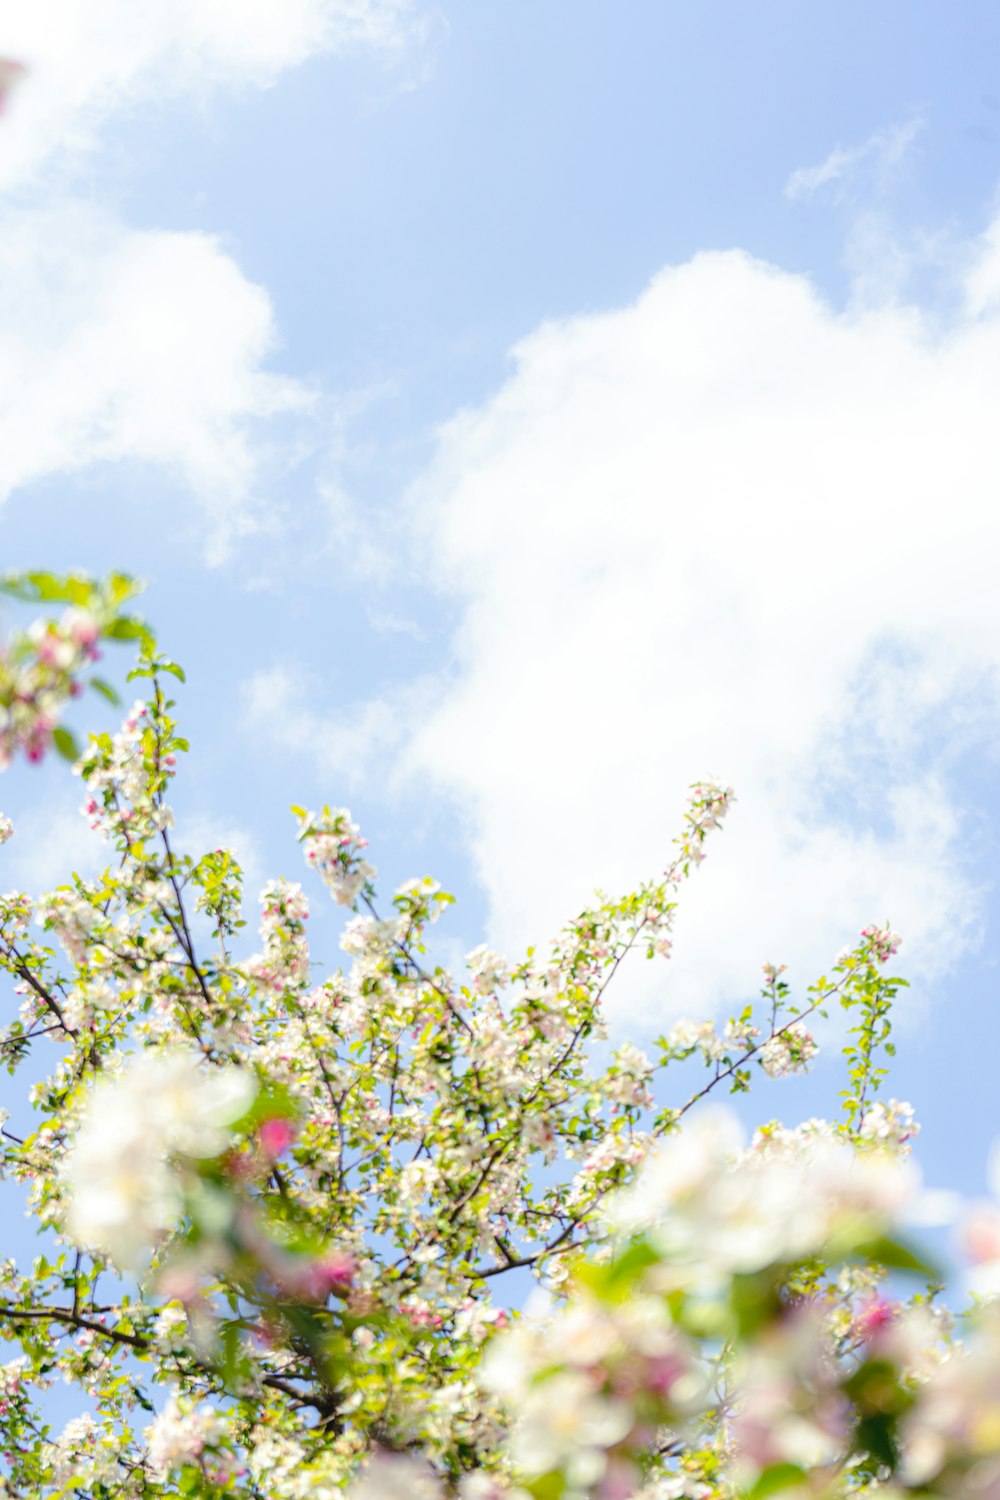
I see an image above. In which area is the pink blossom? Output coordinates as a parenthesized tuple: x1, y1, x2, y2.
(861, 924, 901, 964)
(962, 1202, 1000, 1264)
(257, 1116, 296, 1159)
(853, 1294, 898, 1344)
(314, 1248, 356, 1294)
(0, 59, 26, 116)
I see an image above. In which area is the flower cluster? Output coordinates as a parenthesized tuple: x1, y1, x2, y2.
(608, 1109, 916, 1278)
(145, 1393, 241, 1485)
(859, 1096, 920, 1151)
(77, 697, 178, 844)
(297, 805, 376, 906)
(758, 1020, 819, 1078)
(0, 572, 145, 769)
(0, 607, 99, 766)
(679, 780, 735, 865)
(860, 923, 902, 964)
(482, 1290, 705, 1495)
(480, 1107, 976, 1500)
(242, 878, 312, 995)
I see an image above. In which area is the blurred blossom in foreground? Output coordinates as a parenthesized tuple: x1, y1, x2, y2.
(606, 1107, 918, 1277)
(61, 1047, 255, 1271)
(0, 59, 26, 117)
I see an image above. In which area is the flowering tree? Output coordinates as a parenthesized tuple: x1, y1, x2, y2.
(0, 572, 997, 1499)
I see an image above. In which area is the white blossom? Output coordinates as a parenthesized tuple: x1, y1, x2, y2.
(61, 1048, 255, 1270)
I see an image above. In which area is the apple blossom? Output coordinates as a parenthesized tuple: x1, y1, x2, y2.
(61, 1046, 256, 1269)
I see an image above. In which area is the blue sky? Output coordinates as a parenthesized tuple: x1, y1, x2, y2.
(2, 0, 1000, 1207)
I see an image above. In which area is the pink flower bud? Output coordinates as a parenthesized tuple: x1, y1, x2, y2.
(315, 1248, 356, 1295)
(257, 1117, 295, 1159)
(157, 1265, 202, 1303)
(853, 1294, 898, 1344)
(963, 1203, 1000, 1265)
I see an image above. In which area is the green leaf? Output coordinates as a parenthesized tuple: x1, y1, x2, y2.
(728, 1270, 784, 1338)
(89, 677, 121, 706)
(748, 1464, 807, 1499)
(854, 1412, 900, 1469)
(850, 1234, 940, 1278)
(230, 1082, 299, 1134)
(219, 1319, 246, 1390)
(52, 727, 80, 762)
(605, 1236, 661, 1290)
(104, 616, 147, 642)
(526, 1470, 566, 1500)
(0, 570, 71, 604)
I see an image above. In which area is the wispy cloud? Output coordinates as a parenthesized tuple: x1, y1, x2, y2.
(0, 0, 424, 191)
(0, 797, 104, 895)
(785, 117, 922, 202)
(242, 662, 424, 790)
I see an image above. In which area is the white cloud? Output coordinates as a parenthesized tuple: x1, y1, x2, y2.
(243, 662, 417, 790)
(1, 796, 104, 895)
(341, 228, 1000, 1023)
(0, 202, 311, 558)
(785, 118, 921, 202)
(322, 480, 400, 583)
(963, 207, 1000, 315)
(0, 1, 426, 549)
(0, 0, 421, 190)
